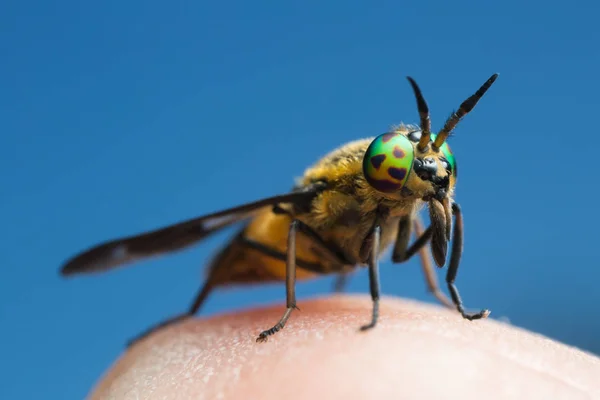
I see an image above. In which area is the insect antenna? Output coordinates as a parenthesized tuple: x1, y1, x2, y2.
(406, 76, 432, 152)
(433, 73, 499, 150)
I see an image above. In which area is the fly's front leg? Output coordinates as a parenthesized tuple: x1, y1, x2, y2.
(447, 203, 490, 320)
(256, 220, 301, 342)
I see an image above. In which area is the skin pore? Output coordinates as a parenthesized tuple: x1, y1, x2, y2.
(91, 295, 600, 400)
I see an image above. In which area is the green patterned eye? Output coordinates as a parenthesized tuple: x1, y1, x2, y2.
(362, 132, 415, 193)
(430, 133, 457, 177)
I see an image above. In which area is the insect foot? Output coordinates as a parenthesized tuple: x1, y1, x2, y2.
(461, 308, 491, 321)
(256, 325, 282, 343)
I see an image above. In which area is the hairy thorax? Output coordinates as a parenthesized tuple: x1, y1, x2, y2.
(291, 137, 428, 266)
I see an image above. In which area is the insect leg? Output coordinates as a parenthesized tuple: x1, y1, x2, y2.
(256, 220, 301, 342)
(126, 280, 214, 347)
(391, 215, 432, 263)
(390, 214, 453, 309)
(275, 204, 357, 294)
(446, 202, 490, 320)
(413, 215, 454, 309)
(360, 224, 382, 331)
(242, 233, 354, 293)
(332, 272, 353, 293)
(275, 210, 358, 293)
(244, 210, 356, 293)
(272, 204, 356, 267)
(240, 236, 327, 274)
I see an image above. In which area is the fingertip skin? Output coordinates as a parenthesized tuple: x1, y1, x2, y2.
(91, 295, 600, 400)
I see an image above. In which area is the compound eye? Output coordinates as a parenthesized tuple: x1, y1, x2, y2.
(362, 132, 415, 193)
(407, 130, 422, 143)
(430, 133, 457, 178)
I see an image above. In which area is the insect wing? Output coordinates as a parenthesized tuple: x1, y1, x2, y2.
(60, 191, 316, 276)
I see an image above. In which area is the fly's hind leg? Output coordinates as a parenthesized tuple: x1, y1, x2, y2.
(392, 213, 454, 309)
(256, 220, 301, 342)
(332, 272, 353, 293)
(126, 280, 215, 347)
(126, 231, 242, 347)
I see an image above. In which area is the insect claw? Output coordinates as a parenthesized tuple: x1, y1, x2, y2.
(461, 308, 491, 321)
(359, 322, 376, 331)
(256, 335, 268, 343)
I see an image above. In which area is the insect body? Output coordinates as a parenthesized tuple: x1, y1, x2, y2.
(61, 74, 499, 345)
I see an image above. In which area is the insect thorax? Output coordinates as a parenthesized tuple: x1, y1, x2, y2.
(288, 134, 425, 264)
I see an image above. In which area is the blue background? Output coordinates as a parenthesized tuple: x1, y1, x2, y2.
(2, 1, 599, 398)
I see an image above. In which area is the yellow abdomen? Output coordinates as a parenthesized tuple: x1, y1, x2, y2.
(205, 207, 324, 286)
